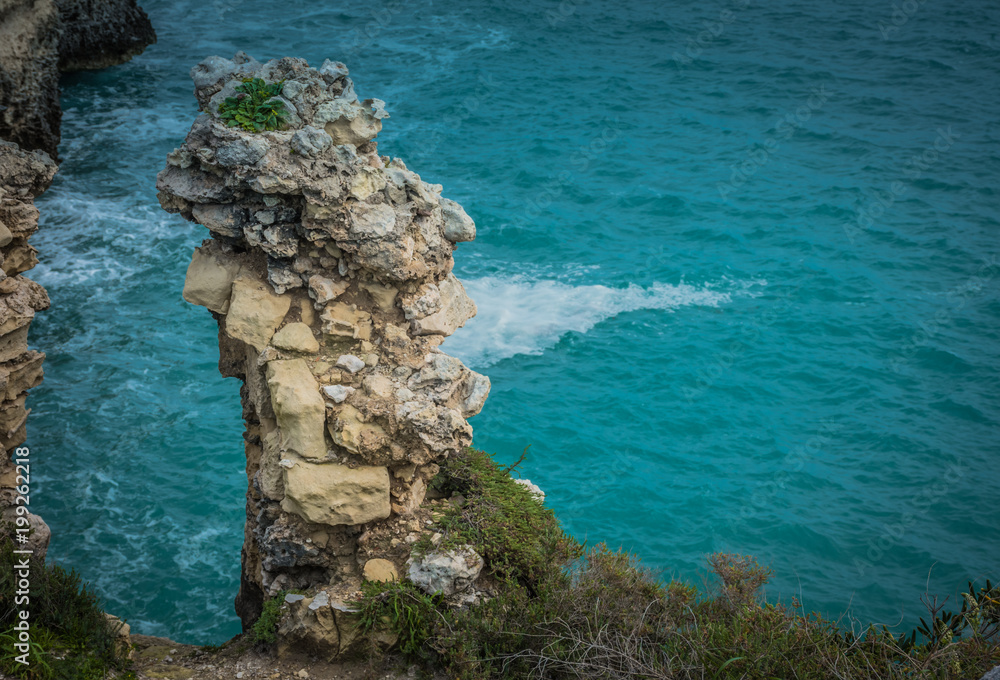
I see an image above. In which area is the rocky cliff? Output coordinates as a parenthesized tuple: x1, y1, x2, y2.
(0, 139, 55, 558)
(0, 0, 156, 156)
(0, 0, 62, 156)
(55, 0, 155, 71)
(156, 53, 489, 634)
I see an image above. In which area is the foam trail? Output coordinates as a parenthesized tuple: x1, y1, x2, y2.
(445, 276, 757, 368)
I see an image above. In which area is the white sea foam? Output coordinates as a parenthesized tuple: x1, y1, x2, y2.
(443, 275, 763, 368)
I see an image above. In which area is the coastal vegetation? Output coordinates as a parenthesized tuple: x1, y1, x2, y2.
(0, 540, 134, 679)
(352, 448, 1000, 680)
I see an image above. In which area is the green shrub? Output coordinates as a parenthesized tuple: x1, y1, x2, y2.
(251, 592, 289, 645)
(356, 581, 442, 658)
(432, 448, 582, 588)
(0, 539, 134, 679)
(217, 78, 287, 132)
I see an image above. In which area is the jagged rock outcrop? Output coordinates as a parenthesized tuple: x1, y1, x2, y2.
(157, 53, 489, 634)
(55, 0, 156, 71)
(0, 0, 156, 156)
(0, 140, 55, 558)
(0, 0, 62, 156)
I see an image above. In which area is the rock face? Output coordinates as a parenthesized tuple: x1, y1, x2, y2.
(0, 0, 156, 156)
(277, 591, 396, 662)
(980, 666, 1000, 680)
(157, 53, 490, 631)
(0, 0, 62, 156)
(55, 0, 156, 72)
(0, 140, 56, 558)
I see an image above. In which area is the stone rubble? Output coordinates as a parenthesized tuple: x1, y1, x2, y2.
(0, 140, 54, 559)
(157, 53, 490, 637)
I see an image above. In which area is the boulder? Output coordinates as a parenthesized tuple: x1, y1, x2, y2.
(407, 546, 484, 596)
(277, 593, 339, 662)
(514, 478, 545, 502)
(980, 666, 1000, 680)
(408, 274, 476, 336)
(0, 506, 50, 560)
(103, 613, 133, 660)
(181, 245, 241, 313)
(281, 462, 390, 526)
(363, 558, 398, 583)
(271, 322, 319, 354)
(336, 354, 365, 374)
(56, 0, 156, 72)
(314, 99, 384, 146)
(266, 360, 326, 461)
(440, 197, 476, 242)
(225, 276, 291, 350)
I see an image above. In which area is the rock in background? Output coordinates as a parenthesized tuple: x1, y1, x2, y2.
(157, 54, 490, 634)
(0, 0, 156, 156)
(0, 140, 56, 558)
(56, 0, 156, 72)
(0, 0, 62, 156)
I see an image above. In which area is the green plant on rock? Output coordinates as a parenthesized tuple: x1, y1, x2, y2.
(433, 447, 582, 588)
(217, 78, 287, 132)
(355, 581, 442, 658)
(251, 590, 302, 645)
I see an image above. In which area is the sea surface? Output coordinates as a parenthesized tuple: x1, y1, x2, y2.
(28, 0, 1000, 643)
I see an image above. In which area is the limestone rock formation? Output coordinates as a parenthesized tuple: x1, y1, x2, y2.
(0, 0, 156, 156)
(55, 0, 156, 72)
(157, 53, 489, 631)
(0, 140, 56, 558)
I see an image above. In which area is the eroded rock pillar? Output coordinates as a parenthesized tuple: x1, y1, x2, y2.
(157, 53, 488, 629)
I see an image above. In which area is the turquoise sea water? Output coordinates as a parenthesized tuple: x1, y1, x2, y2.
(28, 0, 999, 643)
